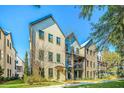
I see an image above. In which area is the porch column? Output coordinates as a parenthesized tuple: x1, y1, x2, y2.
(71, 54, 74, 80)
(77, 70, 79, 79)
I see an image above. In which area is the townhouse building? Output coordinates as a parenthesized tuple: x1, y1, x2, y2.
(65, 33, 85, 80)
(29, 15, 98, 81)
(29, 15, 66, 81)
(16, 56, 24, 79)
(80, 40, 97, 79)
(65, 33, 97, 80)
(0, 28, 17, 78)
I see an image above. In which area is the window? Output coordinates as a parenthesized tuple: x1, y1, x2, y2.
(7, 39, 9, 47)
(90, 71, 92, 78)
(71, 46, 74, 53)
(87, 71, 89, 78)
(90, 50, 92, 55)
(39, 50, 44, 61)
(0, 50, 1, 60)
(48, 52, 53, 62)
(87, 60, 89, 67)
(41, 68, 45, 78)
(48, 68, 53, 78)
(56, 37, 61, 45)
(93, 71, 96, 78)
(0, 31, 1, 39)
(7, 54, 9, 63)
(39, 67, 41, 75)
(57, 70, 60, 79)
(10, 69, 11, 77)
(15, 61, 16, 69)
(7, 69, 9, 77)
(10, 43, 11, 49)
(10, 56, 11, 64)
(17, 66, 22, 72)
(39, 30, 44, 40)
(87, 49, 89, 54)
(76, 48, 79, 54)
(93, 51, 95, 56)
(56, 53, 60, 63)
(16, 60, 18, 64)
(90, 61, 92, 68)
(48, 34, 53, 43)
(94, 62, 95, 68)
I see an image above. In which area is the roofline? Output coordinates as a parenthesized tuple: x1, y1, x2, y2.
(80, 39, 93, 48)
(0, 27, 17, 53)
(0, 27, 7, 35)
(17, 56, 24, 63)
(66, 32, 80, 47)
(29, 14, 65, 38)
(29, 14, 52, 26)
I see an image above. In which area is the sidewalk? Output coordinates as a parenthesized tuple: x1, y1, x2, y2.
(39, 78, 124, 88)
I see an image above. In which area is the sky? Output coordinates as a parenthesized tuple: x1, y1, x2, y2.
(0, 5, 107, 59)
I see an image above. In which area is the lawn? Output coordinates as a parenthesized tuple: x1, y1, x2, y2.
(0, 80, 63, 88)
(64, 80, 124, 88)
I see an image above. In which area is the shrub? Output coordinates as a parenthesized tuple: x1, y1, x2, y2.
(10, 77, 18, 80)
(27, 76, 41, 85)
(5, 77, 11, 81)
(83, 78, 90, 80)
(27, 76, 48, 85)
(27, 77, 33, 85)
(40, 78, 48, 82)
(0, 76, 4, 81)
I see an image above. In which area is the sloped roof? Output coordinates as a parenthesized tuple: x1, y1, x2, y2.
(66, 32, 80, 46)
(30, 14, 53, 26)
(29, 14, 65, 37)
(17, 56, 24, 63)
(81, 39, 93, 48)
(0, 27, 17, 53)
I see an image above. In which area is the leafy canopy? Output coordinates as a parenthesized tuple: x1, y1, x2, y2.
(79, 6, 124, 56)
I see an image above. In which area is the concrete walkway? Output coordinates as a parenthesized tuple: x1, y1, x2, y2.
(39, 78, 124, 88)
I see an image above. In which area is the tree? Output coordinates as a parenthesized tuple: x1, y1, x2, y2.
(79, 6, 124, 57)
(0, 65, 4, 77)
(24, 51, 28, 82)
(102, 49, 121, 76)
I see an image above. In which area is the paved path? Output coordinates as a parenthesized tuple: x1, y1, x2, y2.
(39, 78, 124, 88)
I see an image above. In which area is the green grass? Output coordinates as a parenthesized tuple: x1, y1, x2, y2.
(64, 80, 124, 88)
(0, 80, 63, 88)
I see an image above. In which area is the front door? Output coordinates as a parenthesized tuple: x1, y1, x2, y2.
(57, 70, 60, 80)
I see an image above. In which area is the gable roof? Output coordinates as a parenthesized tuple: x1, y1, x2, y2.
(29, 14, 65, 38)
(17, 56, 24, 63)
(66, 32, 80, 47)
(81, 39, 93, 48)
(0, 27, 17, 53)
